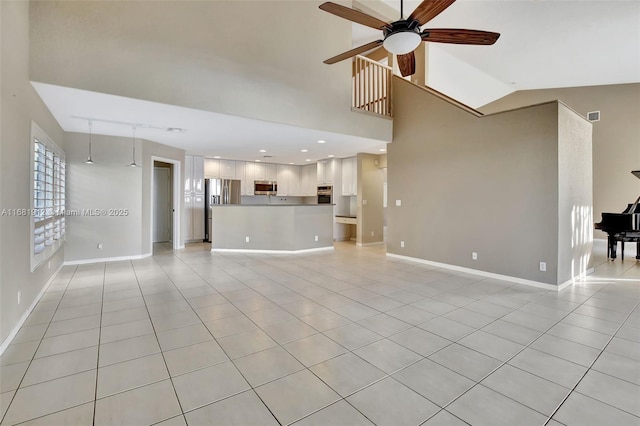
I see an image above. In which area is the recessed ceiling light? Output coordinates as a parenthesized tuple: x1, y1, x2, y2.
(379, 148, 387, 152)
(259, 149, 266, 153)
(328, 154, 334, 158)
(289, 162, 294, 165)
(213, 156, 221, 159)
(305, 159, 311, 162)
(317, 140, 326, 144)
(255, 159, 261, 162)
(166, 127, 185, 133)
(301, 149, 308, 153)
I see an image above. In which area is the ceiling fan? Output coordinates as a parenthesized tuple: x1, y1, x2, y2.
(319, 0, 500, 77)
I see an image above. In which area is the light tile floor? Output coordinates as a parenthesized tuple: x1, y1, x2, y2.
(1, 242, 639, 425)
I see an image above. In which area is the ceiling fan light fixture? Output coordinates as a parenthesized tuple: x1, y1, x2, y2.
(383, 30, 421, 55)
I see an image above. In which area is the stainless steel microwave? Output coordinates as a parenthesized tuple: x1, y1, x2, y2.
(254, 180, 277, 195)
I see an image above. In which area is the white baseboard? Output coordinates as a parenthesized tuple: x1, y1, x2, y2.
(357, 241, 384, 247)
(386, 253, 571, 292)
(212, 246, 334, 254)
(0, 263, 63, 356)
(64, 252, 152, 265)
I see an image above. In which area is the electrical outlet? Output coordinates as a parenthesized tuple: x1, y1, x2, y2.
(539, 262, 546, 272)
(17, 291, 21, 305)
(400, 241, 405, 248)
(472, 252, 478, 260)
(395, 200, 402, 207)
(97, 243, 103, 250)
(363, 199, 368, 206)
(314, 235, 318, 242)
(245, 236, 250, 243)
(370, 231, 374, 237)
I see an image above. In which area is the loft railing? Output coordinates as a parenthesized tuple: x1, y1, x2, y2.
(352, 55, 392, 118)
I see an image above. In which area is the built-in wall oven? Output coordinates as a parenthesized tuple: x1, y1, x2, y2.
(317, 185, 333, 204)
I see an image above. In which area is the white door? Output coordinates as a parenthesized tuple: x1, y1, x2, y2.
(154, 167, 172, 242)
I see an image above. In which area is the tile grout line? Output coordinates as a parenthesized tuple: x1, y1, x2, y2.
(415, 282, 624, 424)
(0, 265, 78, 425)
(90, 262, 107, 426)
(149, 247, 284, 425)
(128, 257, 191, 424)
(542, 297, 640, 425)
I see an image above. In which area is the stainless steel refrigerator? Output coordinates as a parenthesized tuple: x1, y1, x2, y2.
(204, 178, 241, 242)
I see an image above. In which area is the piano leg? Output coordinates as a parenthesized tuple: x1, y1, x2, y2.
(610, 236, 617, 260)
(636, 239, 640, 260)
(607, 235, 613, 259)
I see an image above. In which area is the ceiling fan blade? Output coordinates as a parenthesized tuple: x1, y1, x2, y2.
(422, 29, 500, 45)
(366, 46, 389, 62)
(319, 2, 390, 30)
(397, 52, 416, 77)
(324, 40, 383, 64)
(408, 0, 456, 26)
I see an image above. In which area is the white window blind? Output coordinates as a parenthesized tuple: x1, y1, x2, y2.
(31, 122, 65, 271)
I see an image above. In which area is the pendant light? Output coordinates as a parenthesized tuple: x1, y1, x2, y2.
(128, 125, 139, 167)
(85, 120, 94, 164)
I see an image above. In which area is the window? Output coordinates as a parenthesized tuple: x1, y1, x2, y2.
(31, 122, 65, 271)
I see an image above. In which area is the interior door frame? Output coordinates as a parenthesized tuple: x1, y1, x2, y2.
(153, 165, 172, 243)
(150, 156, 182, 250)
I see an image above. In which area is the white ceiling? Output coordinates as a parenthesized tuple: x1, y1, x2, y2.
(353, 0, 640, 91)
(32, 82, 389, 165)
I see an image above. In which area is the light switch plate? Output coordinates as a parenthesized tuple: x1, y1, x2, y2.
(395, 200, 402, 207)
(363, 199, 368, 206)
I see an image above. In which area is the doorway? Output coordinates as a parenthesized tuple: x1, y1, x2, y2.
(153, 161, 173, 243)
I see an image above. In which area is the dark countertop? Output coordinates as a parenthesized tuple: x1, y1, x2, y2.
(335, 215, 357, 218)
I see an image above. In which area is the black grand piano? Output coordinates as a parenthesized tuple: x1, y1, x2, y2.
(595, 171, 640, 260)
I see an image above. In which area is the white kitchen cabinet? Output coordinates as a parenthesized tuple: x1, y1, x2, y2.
(220, 160, 236, 179)
(277, 164, 290, 196)
(192, 194, 205, 240)
(254, 162, 265, 180)
(317, 160, 326, 185)
(289, 166, 301, 196)
(265, 163, 277, 181)
(302, 163, 317, 196)
(317, 159, 337, 185)
(184, 194, 205, 242)
(185, 155, 205, 193)
(244, 162, 255, 195)
(185, 155, 194, 193)
(341, 156, 357, 196)
(184, 156, 205, 241)
(235, 162, 246, 195)
(204, 158, 220, 178)
(184, 195, 194, 241)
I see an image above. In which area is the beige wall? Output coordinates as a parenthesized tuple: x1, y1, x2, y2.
(29, 0, 391, 142)
(64, 133, 186, 262)
(357, 153, 384, 245)
(64, 133, 144, 262)
(388, 78, 591, 286)
(482, 84, 640, 239)
(557, 104, 593, 283)
(0, 1, 66, 345)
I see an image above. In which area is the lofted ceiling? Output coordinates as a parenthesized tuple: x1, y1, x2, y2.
(32, 0, 639, 161)
(353, 0, 640, 91)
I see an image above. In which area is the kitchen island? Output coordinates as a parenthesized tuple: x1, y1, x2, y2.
(210, 204, 334, 252)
